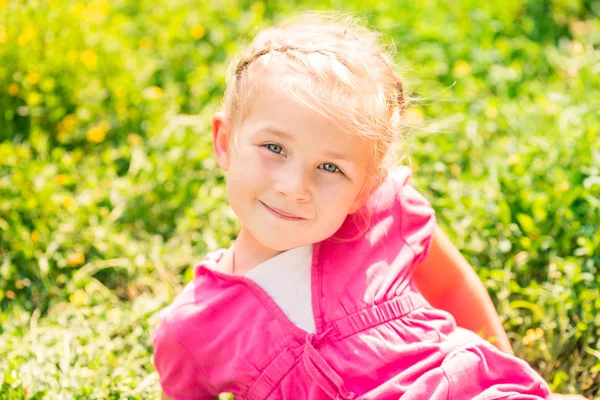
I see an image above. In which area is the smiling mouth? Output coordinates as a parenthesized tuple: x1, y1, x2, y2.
(260, 201, 306, 221)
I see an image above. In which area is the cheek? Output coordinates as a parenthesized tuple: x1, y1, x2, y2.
(316, 181, 361, 214)
(228, 149, 272, 192)
(226, 173, 255, 222)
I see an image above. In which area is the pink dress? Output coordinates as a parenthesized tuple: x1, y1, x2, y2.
(152, 166, 551, 400)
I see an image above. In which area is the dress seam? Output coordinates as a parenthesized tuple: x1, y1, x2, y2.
(203, 265, 305, 339)
(329, 291, 429, 342)
(247, 280, 305, 337)
(244, 348, 303, 400)
(399, 234, 419, 263)
(316, 243, 324, 334)
(162, 312, 218, 396)
(441, 364, 452, 400)
(396, 176, 436, 266)
(395, 171, 413, 257)
(396, 183, 420, 264)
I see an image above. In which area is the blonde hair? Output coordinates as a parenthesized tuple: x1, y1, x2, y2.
(221, 13, 408, 239)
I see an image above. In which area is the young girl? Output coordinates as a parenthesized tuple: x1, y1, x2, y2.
(152, 14, 554, 400)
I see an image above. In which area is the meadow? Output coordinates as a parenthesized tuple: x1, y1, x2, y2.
(0, 0, 599, 398)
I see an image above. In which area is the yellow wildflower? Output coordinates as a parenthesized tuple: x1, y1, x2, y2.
(40, 77, 56, 92)
(190, 24, 206, 39)
(507, 154, 520, 166)
(452, 60, 471, 78)
(67, 252, 85, 267)
(67, 50, 79, 64)
(86, 121, 110, 143)
(31, 231, 41, 242)
(0, 26, 7, 44)
(570, 20, 592, 37)
(16, 279, 30, 289)
(57, 114, 78, 141)
(55, 174, 68, 184)
(17, 28, 35, 47)
(72, 2, 85, 16)
(139, 36, 153, 49)
(144, 86, 163, 100)
(62, 196, 76, 211)
(115, 87, 127, 98)
(80, 49, 98, 69)
(70, 289, 89, 306)
(86, 126, 106, 143)
(127, 133, 143, 145)
(17, 34, 28, 47)
(8, 83, 19, 97)
(116, 103, 128, 119)
(557, 181, 570, 192)
(82, 0, 109, 24)
(27, 92, 43, 107)
(60, 114, 77, 131)
(523, 327, 544, 346)
(26, 72, 39, 85)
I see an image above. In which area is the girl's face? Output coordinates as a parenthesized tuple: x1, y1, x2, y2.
(213, 86, 373, 256)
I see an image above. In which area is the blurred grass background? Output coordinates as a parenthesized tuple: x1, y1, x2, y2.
(0, 0, 599, 398)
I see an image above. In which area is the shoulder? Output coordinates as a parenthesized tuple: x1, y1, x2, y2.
(152, 278, 208, 367)
(317, 166, 437, 308)
(367, 165, 431, 216)
(151, 252, 228, 398)
(152, 251, 221, 359)
(156, 249, 231, 337)
(384, 166, 436, 263)
(346, 165, 436, 261)
(152, 293, 215, 397)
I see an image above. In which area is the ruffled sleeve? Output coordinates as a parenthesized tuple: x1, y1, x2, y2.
(152, 309, 215, 400)
(391, 166, 436, 265)
(442, 342, 551, 399)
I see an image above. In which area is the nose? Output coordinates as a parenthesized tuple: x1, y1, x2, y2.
(273, 165, 312, 202)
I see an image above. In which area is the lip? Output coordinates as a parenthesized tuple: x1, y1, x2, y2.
(260, 201, 307, 221)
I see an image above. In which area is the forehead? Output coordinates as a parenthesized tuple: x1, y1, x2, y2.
(238, 84, 370, 162)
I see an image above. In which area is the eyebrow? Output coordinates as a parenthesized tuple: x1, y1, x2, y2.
(261, 127, 357, 163)
(262, 127, 294, 141)
(323, 150, 356, 163)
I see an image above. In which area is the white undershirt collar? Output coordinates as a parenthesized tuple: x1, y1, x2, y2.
(245, 244, 315, 333)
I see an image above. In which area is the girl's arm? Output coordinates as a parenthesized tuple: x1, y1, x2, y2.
(413, 224, 514, 355)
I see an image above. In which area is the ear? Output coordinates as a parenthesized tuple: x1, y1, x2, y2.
(212, 112, 232, 171)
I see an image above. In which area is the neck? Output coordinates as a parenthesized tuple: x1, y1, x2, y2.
(232, 226, 284, 275)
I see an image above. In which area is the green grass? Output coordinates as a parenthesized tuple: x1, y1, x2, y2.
(1, 0, 599, 398)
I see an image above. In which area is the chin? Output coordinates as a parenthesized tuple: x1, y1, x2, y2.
(263, 239, 302, 252)
(255, 233, 306, 252)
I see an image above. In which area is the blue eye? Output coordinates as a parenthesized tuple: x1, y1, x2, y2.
(320, 163, 340, 173)
(266, 143, 284, 155)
